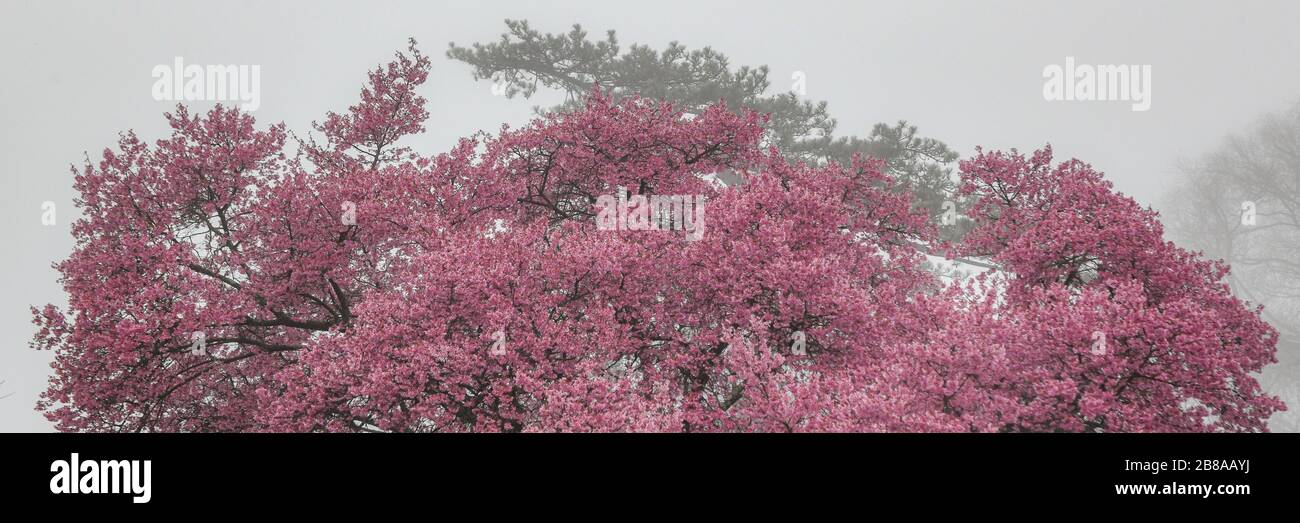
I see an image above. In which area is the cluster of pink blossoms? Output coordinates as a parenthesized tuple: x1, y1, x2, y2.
(32, 43, 1283, 432)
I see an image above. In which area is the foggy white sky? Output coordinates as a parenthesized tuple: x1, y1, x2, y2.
(3, 0, 1299, 431)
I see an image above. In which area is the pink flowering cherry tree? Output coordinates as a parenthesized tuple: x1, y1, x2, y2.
(915, 147, 1285, 432)
(32, 43, 1283, 432)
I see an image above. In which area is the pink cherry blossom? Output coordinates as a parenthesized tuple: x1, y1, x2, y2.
(32, 43, 1283, 432)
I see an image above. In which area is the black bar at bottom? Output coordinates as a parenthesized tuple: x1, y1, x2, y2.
(0, 433, 1290, 511)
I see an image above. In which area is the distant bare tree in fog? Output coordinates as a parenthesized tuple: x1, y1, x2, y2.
(1162, 102, 1300, 431)
(0, 380, 12, 400)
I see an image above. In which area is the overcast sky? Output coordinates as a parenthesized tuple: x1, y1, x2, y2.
(3, 0, 1299, 431)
